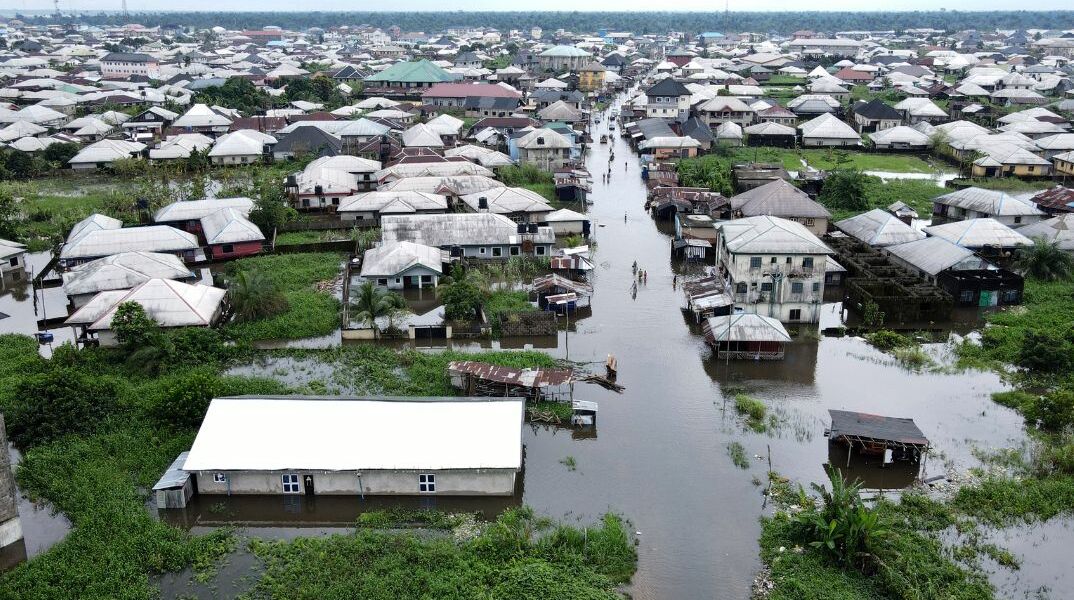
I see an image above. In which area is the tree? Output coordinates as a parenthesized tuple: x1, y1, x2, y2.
(819, 169, 869, 212)
(248, 176, 297, 234)
(351, 280, 407, 331)
(0, 185, 17, 240)
(5, 367, 120, 447)
(41, 142, 79, 166)
(150, 367, 220, 428)
(111, 301, 158, 349)
(1018, 330, 1072, 374)
(227, 269, 289, 323)
(438, 266, 487, 321)
(1015, 238, 1074, 282)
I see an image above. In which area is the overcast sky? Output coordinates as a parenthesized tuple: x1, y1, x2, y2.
(5, 0, 1072, 12)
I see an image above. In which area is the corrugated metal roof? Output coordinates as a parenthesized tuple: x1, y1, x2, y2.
(835, 208, 925, 246)
(718, 215, 833, 255)
(702, 313, 791, 343)
(829, 409, 928, 447)
(924, 218, 1034, 249)
(154, 197, 253, 223)
(360, 241, 443, 277)
(62, 251, 193, 296)
(61, 225, 199, 260)
(182, 396, 524, 471)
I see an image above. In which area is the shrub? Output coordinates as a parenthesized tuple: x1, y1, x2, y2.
(865, 330, 910, 351)
(148, 368, 220, 429)
(111, 301, 159, 349)
(5, 367, 121, 448)
(1018, 330, 1073, 374)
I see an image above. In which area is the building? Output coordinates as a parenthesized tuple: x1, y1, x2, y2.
(835, 209, 925, 247)
(363, 60, 458, 96)
(852, 99, 903, 133)
(884, 236, 1023, 307)
(60, 218, 200, 268)
(644, 78, 691, 121)
(577, 61, 606, 92)
(179, 396, 524, 497)
(382, 213, 554, 259)
(337, 191, 449, 225)
(0, 239, 26, 274)
(360, 241, 444, 289)
(715, 215, 834, 323)
(799, 113, 862, 148)
(99, 52, 160, 79)
(458, 187, 553, 223)
(729, 179, 831, 235)
(65, 279, 226, 346)
(421, 83, 521, 109)
(931, 187, 1046, 228)
(200, 208, 265, 260)
(537, 45, 592, 72)
(61, 251, 195, 309)
(515, 128, 573, 171)
(702, 313, 791, 360)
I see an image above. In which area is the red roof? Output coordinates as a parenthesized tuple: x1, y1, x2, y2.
(833, 67, 873, 82)
(422, 83, 522, 99)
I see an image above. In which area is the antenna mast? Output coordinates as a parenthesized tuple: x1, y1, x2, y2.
(122, 0, 129, 18)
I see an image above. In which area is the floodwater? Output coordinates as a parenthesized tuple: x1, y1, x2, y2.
(213, 96, 1025, 599)
(0, 95, 1035, 596)
(0, 252, 76, 352)
(977, 518, 1074, 599)
(0, 445, 73, 572)
(863, 169, 959, 186)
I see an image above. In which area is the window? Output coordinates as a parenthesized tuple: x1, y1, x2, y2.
(736, 282, 747, 294)
(791, 282, 804, 294)
(1013, 216, 1022, 224)
(492, 247, 503, 257)
(812, 282, 821, 293)
(760, 282, 773, 292)
(282, 474, 300, 493)
(959, 290, 974, 303)
(221, 244, 234, 254)
(213, 473, 227, 483)
(1001, 289, 1019, 303)
(510, 246, 520, 256)
(749, 256, 762, 269)
(770, 257, 777, 264)
(377, 278, 388, 286)
(419, 473, 436, 493)
(8, 257, 17, 266)
(479, 247, 486, 255)
(802, 257, 814, 270)
(789, 309, 802, 321)
(785, 257, 792, 264)
(536, 246, 546, 256)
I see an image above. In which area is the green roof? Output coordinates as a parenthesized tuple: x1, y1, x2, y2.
(364, 60, 458, 84)
(539, 45, 592, 58)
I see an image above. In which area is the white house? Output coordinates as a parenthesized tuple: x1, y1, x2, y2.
(180, 396, 524, 497)
(360, 241, 444, 289)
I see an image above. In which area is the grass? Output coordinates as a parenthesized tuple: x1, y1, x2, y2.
(727, 441, 749, 469)
(521, 181, 557, 203)
(246, 508, 636, 599)
(733, 393, 768, 432)
(724, 147, 938, 174)
(485, 289, 536, 324)
(222, 252, 343, 342)
(766, 75, 806, 85)
(827, 177, 943, 222)
(0, 335, 633, 598)
(274, 229, 350, 245)
(956, 178, 1054, 193)
(560, 455, 577, 471)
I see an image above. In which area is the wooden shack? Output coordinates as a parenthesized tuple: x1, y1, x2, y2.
(702, 313, 791, 360)
(447, 361, 574, 402)
(826, 409, 929, 467)
(153, 451, 194, 509)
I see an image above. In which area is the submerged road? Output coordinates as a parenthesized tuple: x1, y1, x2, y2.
(516, 95, 1021, 599)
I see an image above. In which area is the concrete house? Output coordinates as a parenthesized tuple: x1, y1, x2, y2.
(852, 99, 903, 133)
(337, 191, 449, 226)
(798, 113, 862, 148)
(0, 239, 26, 274)
(715, 215, 834, 323)
(729, 179, 831, 235)
(459, 187, 553, 223)
(99, 52, 160, 79)
(515, 128, 572, 171)
(931, 187, 1046, 228)
(61, 251, 195, 309)
(60, 218, 200, 268)
(644, 78, 691, 121)
(360, 241, 444, 289)
(287, 155, 382, 211)
(180, 396, 524, 497)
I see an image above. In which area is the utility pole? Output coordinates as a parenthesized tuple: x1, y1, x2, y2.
(121, 0, 129, 18)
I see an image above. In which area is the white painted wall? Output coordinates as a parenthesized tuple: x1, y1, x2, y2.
(195, 469, 517, 496)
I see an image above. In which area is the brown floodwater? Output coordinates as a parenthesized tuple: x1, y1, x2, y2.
(0, 94, 1035, 597)
(213, 96, 1026, 599)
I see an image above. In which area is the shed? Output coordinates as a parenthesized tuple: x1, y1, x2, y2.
(447, 361, 573, 401)
(153, 452, 194, 509)
(702, 313, 791, 360)
(827, 409, 929, 464)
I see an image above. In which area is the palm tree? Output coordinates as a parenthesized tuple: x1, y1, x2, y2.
(352, 281, 408, 333)
(227, 269, 289, 323)
(1015, 238, 1074, 282)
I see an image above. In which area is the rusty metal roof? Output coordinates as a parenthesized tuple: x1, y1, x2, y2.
(447, 361, 573, 387)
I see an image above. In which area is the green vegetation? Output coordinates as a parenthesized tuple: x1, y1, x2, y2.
(1014, 238, 1074, 282)
(560, 455, 578, 471)
(246, 507, 635, 599)
(727, 441, 749, 469)
(766, 75, 806, 85)
(0, 332, 628, 598)
(956, 178, 1054, 193)
(350, 280, 408, 332)
(274, 229, 350, 245)
(498, 163, 558, 203)
(222, 253, 342, 342)
(227, 269, 290, 323)
(733, 393, 770, 433)
(761, 470, 993, 600)
(439, 265, 488, 322)
(485, 290, 536, 323)
(819, 169, 869, 213)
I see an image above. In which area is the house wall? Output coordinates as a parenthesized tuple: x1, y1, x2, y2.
(208, 241, 263, 261)
(801, 136, 861, 148)
(720, 247, 828, 323)
(194, 468, 517, 496)
(518, 147, 570, 171)
(548, 220, 586, 235)
(367, 264, 441, 290)
(0, 253, 23, 273)
(211, 154, 261, 166)
(1055, 157, 1074, 176)
(101, 60, 160, 79)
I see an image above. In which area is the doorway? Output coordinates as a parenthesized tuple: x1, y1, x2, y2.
(303, 474, 315, 496)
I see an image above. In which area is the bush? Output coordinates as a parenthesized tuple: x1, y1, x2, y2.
(5, 367, 121, 448)
(864, 330, 910, 351)
(168, 327, 231, 367)
(111, 301, 159, 349)
(1018, 330, 1073, 374)
(820, 169, 869, 213)
(148, 368, 220, 429)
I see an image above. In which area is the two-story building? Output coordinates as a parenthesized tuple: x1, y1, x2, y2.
(100, 52, 160, 79)
(715, 215, 834, 323)
(645, 78, 691, 121)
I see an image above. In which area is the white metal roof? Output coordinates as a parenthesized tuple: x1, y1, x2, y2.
(798, 113, 861, 141)
(704, 313, 791, 343)
(62, 251, 193, 296)
(884, 236, 985, 275)
(459, 187, 552, 215)
(360, 240, 444, 277)
(401, 123, 444, 148)
(200, 208, 264, 244)
(1016, 214, 1074, 250)
(716, 215, 833, 256)
(61, 225, 199, 259)
(924, 218, 1034, 249)
(383, 213, 554, 247)
(835, 209, 926, 247)
(182, 396, 524, 472)
(154, 197, 254, 223)
(66, 278, 225, 330)
(932, 187, 1044, 217)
